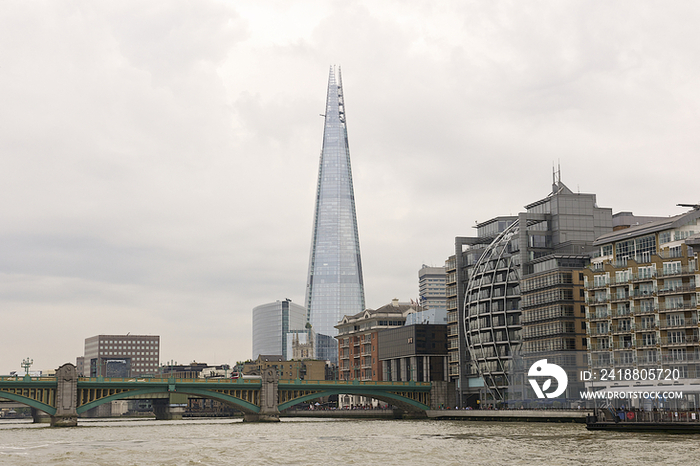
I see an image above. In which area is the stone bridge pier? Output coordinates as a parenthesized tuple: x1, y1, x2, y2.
(51, 363, 78, 427)
(244, 367, 280, 422)
(153, 393, 188, 420)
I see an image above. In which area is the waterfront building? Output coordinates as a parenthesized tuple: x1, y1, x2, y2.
(447, 229, 514, 407)
(459, 176, 612, 407)
(378, 324, 449, 384)
(305, 66, 366, 363)
(252, 299, 307, 360)
(82, 334, 160, 377)
(584, 206, 700, 407)
(335, 299, 416, 382)
(419, 264, 447, 310)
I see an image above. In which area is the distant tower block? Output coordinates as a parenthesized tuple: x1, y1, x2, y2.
(305, 66, 366, 363)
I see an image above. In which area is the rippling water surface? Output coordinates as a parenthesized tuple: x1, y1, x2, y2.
(1, 417, 699, 465)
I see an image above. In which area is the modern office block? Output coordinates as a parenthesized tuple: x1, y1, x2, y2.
(419, 264, 446, 310)
(83, 334, 160, 377)
(252, 299, 307, 360)
(305, 66, 365, 362)
(458, 176, 612, 406)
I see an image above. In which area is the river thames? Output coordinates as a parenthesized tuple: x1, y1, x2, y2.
(1, 417, 698, 465)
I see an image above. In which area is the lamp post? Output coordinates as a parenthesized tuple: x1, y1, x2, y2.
(22, 358, 33, 377)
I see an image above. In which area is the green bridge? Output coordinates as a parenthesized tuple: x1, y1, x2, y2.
(0, 364, 434, 426)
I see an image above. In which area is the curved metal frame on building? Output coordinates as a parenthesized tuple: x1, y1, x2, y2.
(463, 220, 522, 402)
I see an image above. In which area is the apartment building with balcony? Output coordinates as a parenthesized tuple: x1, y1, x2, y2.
(419, 264, 447, 310)
(584, 207, 700, 398)
(335, 299, 417, 382)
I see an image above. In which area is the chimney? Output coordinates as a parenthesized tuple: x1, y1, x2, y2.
(391, 298, 399, 307)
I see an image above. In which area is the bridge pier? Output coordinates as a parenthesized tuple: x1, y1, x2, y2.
(244, 368, 279, 422)
(153, 393, 188, 420)
(31, 407, 51, 423)
(51, 363, 78, 427)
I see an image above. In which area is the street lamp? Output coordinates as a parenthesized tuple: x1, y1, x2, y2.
(22, 358, 33, 377)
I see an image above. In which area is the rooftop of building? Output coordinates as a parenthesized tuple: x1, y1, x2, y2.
(592, 207, 700, 246)
(335, 299, 419, 326)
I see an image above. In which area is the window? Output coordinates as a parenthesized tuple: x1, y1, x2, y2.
(642, 333, 656, 346)
(663, 262, 682, 276)
(668, 331, 686, 344)
(669, 313, 685, 327)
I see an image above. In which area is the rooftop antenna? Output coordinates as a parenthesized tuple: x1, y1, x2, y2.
(677, 203, 700, 210)
(558, 159, 561, 183)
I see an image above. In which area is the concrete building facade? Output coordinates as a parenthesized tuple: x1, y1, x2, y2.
(83, 334, 160, 377)
(419, 264, 446, 310)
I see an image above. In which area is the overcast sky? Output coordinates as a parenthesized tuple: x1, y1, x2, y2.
(1, 1, 699, 374)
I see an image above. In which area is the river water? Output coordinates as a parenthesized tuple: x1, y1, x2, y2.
(1, 417, 698, 465)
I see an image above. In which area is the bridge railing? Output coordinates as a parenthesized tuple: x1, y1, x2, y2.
(0, 376, 56, 382)
(76, 377, 263, 384)
(278, 379, 431, 388)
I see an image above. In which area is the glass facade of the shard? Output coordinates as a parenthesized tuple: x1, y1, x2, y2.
(305, 67, 365, 363)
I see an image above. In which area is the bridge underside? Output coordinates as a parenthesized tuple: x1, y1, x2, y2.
(278, 388, 430, 413)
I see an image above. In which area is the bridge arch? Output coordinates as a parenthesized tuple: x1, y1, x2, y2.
(76, 387, 261, 415)
(0, 392, 56, 416)
(277, 388, 430, 413)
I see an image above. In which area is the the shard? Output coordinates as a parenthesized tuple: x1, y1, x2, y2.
(305, 66, 365, 363)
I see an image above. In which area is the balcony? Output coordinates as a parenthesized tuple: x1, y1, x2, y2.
(659, 302, 698, 312)
(659, 318, 698, 329)
(659, 265, 696, 277)
(613, 307, 633, 317)
(588, 311, 611, 321)
(611, 293, 631, 303)
(661, 352, 700, 363)
(612, 358, 637, 367)
(613, 340, 635, 349)
(660, 335, 700, 346)
(611, 324, 635, 334)
(589, 327, 610, 336)
(630, 271, 657, 282)
(630, 289, 657, 299)
(639, 322, 658, 331)
(587, 295, 611, 305)
(636, 339, 658, 348)
(658, 284, 697, 296)
(634, 305, 657, 316)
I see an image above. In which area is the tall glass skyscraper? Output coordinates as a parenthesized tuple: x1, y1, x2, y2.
(305, 66, 365, 363)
